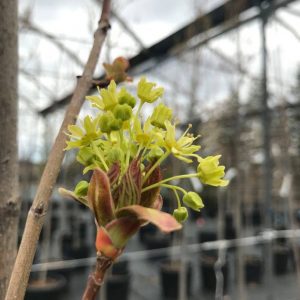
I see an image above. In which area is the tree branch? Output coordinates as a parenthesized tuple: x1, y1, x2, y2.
(81, 253, 113, 300)
(5, 1, 111, 299)
(19, 17, 86, 68)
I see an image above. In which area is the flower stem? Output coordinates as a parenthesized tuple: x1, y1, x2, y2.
(160, 183, 187, 195)
(172, 189, 182, 208)
(142, 172, 198, 192)
(92, 142, 109, 171)
(135, 102, 143, 117)
(142, 151, 170, 184)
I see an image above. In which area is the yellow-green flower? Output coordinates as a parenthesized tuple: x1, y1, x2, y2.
(133, 117, 164, 148)
(162, 121, 200, 163)
(100, 80, 119, 111)
(137, 77, 164, 103)
(87, 80, 119, 112)
(150, 103, 172, 129)
(61, 75, 230, 263)
(197, 155, 229, 187)
(65, 115, 100, 150)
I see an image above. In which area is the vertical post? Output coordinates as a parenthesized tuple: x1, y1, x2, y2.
(260, 3, 273, 300)
(179, 228, 187, 300)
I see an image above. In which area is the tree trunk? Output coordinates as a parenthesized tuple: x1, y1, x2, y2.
(0, 1, 19, 299)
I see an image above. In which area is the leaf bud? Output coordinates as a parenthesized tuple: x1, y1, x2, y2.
(74, 180, 89, 197)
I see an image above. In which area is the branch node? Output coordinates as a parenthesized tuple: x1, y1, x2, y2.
(30, 204, 46, 218)
(98, 21, 111, 34)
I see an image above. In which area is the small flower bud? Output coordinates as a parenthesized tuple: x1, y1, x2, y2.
(107, 148, 123, 164)
(173, 207, 188, 223)
(147, 146, 164, 161)
(76, 147, 94, 166)
(99, 113, 111, 133)
(109, 118, 123, 131)
(113, 104, 132, 121)
(118, 87, 136, 108)
(182, 192, 204, 212)
(74, 180, 89, 197)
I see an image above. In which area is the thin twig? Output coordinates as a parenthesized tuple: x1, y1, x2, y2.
(5, 1, 111, 299)
(82, 253, 113, 300)
(274, 15, 300, 43)
(19, 17, 86, 68)
(94, 0, 145, 49)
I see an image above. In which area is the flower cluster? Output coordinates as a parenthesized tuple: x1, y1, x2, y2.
(60, 77, 228, 259)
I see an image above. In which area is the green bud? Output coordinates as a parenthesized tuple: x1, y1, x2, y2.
(182, 192, 204, 212)
(109, 118, 123, 131)
(147, 146, 164, 161)
(118, 87, 136, 108)
(106, 147, 123, 164)
(99, 113, 111, 133)
(76, 147, 94, 166)
(113, 104, 132, 121)
(173, 207, 188, 223)
(150, 103, 172, 129)
(74, 180, 89, 197)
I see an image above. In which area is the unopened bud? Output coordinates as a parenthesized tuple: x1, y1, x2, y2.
(118, 87, 136, 108)
(113, 104, 132, 121)
(173, 207, 188, 223)
(107, 148, 123, 164)
(109, 118, 123, 131)
(147, 146, 164, 161)
(74, 180, 89, 197)
(99, 113, 111, 133)
(182, 192, 204, 212)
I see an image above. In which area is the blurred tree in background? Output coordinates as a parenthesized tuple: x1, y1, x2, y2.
(0, 1, 19, 298)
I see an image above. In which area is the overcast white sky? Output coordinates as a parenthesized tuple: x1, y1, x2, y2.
(18, 0, 300, 161)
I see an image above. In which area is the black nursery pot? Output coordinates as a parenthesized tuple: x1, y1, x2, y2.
(144, 233, 171, 250)
(200, 255, 228, 293)
(106, 275, 130, 300)
(273, 246, 290, 275)
(160, 261, 192, 300)
(244, 255, 263, 284)
(105, 260, 130, 300)
(25, 273, 67, 300)
(224, 213, 236, 240)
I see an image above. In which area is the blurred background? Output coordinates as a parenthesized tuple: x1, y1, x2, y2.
(16, 0, 300, 299)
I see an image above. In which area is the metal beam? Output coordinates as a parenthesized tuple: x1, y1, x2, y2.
(39, 0, 298, 116)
